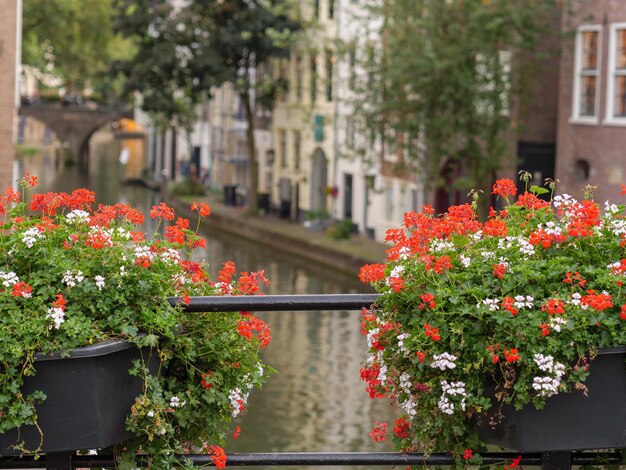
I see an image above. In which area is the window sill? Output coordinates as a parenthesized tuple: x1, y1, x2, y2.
(603, 118, 626, 127)
(568, 116, 600, 125)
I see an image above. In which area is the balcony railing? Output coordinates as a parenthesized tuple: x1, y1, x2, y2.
(1, 294, 623, 470)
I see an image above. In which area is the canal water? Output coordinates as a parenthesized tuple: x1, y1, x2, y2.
(18, 130, 395, 469)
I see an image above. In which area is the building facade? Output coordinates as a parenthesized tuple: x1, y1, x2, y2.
(555, 0, 626, 203)
(0, 0, 21, 189)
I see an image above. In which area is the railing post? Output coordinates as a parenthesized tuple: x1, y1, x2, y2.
(46, 452, 72, 470)
(541, 451, 572, 470)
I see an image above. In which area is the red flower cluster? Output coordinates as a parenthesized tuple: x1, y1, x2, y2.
(369, 421, 388, 442)
(424, 323, 441, 341)
(541, 298, 565, 315)
(237, 313, 272, 348)
(393, 417, 411, 439)
(492, 178, 517, 199)
(206, 445, 227, 469)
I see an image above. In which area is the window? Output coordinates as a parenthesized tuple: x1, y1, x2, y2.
(572, 25, 601, 123)
(310, 55, 317, 103)
(606, 23, 626, 124)
(348, 43, 356, 91)
(295, 55, 303, 102)
(293, 130, 301, 170)
(325, 50, 334, 102)
(279, 130, 287, 168)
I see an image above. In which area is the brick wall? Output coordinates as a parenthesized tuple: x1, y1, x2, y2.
(0, 0, 18, 190)
(556, 0, 626, 202)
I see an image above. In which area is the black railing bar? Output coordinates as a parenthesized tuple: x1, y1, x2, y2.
(2, 451, 622, 469)
(169, 294, 380, 312)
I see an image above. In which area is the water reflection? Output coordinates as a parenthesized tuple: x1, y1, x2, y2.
(19, 130, 395, 469)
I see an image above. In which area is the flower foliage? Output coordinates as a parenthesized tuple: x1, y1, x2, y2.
(359, 178, 626, 462)
(0, 176, 271, 468)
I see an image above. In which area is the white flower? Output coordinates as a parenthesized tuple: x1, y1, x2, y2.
(147, 411, 155, 418)
(397, 332, 410, 355)
(0, 271, 19, 287)
(430, 352, 458, 371)
(514, 295, 534, 309)
(228, 388, 249, 418)
(62, 270, 84, 288)
(460, 254, 471, 267)
(438, 395, 454, 414)
(480, 298, 500, 311)
(65, 210, 91, 224)
(401, 397, 418, 417)
(22, 227, 43, 248)
(549, 316, 567, 333)
(47, 307, 65, 329)
(169, 396, 186, 408)
(389, 265, 404, 278)
(94, 275, 105, 290)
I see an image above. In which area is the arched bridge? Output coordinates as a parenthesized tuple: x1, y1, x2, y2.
(18, 105, 134, 169)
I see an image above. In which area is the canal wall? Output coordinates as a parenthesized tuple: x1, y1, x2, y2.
(168, 197, 388, 279)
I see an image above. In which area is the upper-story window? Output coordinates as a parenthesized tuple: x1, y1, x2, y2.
(606, 22, 626, 124)
(572, 25, 602, 124)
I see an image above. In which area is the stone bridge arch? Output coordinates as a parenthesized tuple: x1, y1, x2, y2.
(18, 106, 133, 170)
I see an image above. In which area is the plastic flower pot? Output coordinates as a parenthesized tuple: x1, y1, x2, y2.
(474, 346, 626, 452)
(0, 339, 159, 455)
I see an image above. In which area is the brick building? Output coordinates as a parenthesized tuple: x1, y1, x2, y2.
(0, 0, 20, 189)
(555, 0, 626, 202)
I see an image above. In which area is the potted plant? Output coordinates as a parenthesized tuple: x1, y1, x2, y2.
(359, 175, 626, 464)
(0, 174, 272, 469)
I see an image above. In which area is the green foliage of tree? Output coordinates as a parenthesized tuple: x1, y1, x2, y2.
(113, 0, 301, 213)
(352, 0, 562, 216)
(22, 0, 134, 96)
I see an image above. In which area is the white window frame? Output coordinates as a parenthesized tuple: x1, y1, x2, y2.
(605, 22, 626, 126)
(570, 24, 602, 125)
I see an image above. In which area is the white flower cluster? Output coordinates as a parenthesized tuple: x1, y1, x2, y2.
(397, 332, 411, 355)
(438, 380, 467, 415)
(480, 250, 496, 260)
(115, 227, 132, 240)
(606, 218, 626, 236)
(497, 235, 534, 257)
(366, 327, 380, 350)
(228, 389, 247, 418)
(47, 307, 65, 329)
(376, 362, 388, 384)
(549, 316, 567, 333)
(459, 254, 471, 267)
(541, 221, 564, 237)
(133, 246, 155, 261)
(430, 239, 455, 253)
(94, 275, 105, 291)
(22, 227, 43, 248)
(399, 372, 412, 394)
(532, 353, 566, 397)
(568, 292, 588, 309)
(0, 271, 19, 287)
(169, 396, 186, 408)
(161, 248, 182, 264)
(62, 270, 84, 287)
(65, 210, 91, 224)
(552, 194, 578, 210)
(401, 397, 418, 417)
(513, 295, 534, 309)
(397, 246, 412, 260)
(430, 352, 457, 371)
(480, 298, 500, 311)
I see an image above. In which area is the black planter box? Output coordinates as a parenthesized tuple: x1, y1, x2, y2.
(0, 339, 159, 455)
(474, 346, 626, 452)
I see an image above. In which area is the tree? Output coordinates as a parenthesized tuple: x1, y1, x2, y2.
(113, 0, 300, 213)
(352, 0, 561, 217)
(22, 0, 133, 97)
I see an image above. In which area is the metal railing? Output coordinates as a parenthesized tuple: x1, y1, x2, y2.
(1, 294, 623, 469)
